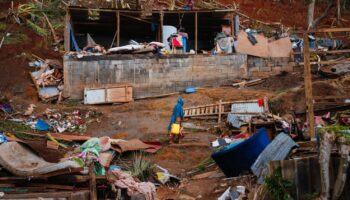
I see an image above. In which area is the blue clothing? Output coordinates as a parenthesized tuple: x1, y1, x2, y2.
(168, 98, 184, 131)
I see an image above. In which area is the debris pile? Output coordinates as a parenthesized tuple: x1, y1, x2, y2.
(29, 59, 64, 102)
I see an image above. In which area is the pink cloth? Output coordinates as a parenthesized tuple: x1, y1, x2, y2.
(108, 170, 156, 200)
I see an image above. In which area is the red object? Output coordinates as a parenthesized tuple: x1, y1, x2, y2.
(142, 141, 162, 153)
(257, 98, 264, 107)
(233, 133, 246, 139)
(172, 37, 182, 47)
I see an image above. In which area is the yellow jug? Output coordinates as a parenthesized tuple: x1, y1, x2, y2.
(171, 123, 180, 135)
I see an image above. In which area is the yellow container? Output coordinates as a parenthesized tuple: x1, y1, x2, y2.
(171, 123, 180, 135)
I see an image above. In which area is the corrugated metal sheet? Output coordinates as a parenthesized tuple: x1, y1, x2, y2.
(227, 100, 266, 124)
(251, 133, 298, 183)
(231, 101, 265, 113)
(269, 156, 350, 200)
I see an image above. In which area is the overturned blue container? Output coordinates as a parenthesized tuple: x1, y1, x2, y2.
(211, 128, 270, 177)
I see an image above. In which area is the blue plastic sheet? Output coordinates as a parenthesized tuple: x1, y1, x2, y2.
(212, 128, 270, 177)
(35, 119, 50, 131)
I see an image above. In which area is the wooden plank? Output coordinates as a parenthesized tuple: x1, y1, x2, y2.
(120, 13, 155, 24)
(3, 191, 73, 199)
(218, 100, 222, 124)
(41, 168, 84, 178)
(64, 11, 71, 52)
(28, 183, 75, 190)
(116, 11, 120, 47)
(89, 165, 97, 200)
(68, 7, 235, 14)
(303, 33, 316, 140)
(314, 95, 349, 100)
(195, 11, 198, 54)
(311, 27, 350, 33)
(160, 11, 164, 43)
(302, 60, 350, 65)
(292, 49, 350, 55)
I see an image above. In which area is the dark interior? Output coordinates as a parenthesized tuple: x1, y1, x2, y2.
(69, 7, 232, 52)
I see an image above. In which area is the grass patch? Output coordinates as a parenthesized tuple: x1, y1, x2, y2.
(264, 167, 293, 200)
(63, 99, 82, 107)
(128, 152, 154, 181)
(3, 32, 30, 45)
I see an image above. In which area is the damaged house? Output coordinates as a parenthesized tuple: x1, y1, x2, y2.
(62, 0, 294, 101)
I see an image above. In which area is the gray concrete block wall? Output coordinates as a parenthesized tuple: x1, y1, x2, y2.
(63, 54, 248, 99)
(247, 56, 294, 77)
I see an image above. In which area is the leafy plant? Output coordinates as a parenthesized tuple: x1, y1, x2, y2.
(129, 152, 154, 181)
(16, 0, 64, 42)
(264, 167, 293, 200)
(321, 125, 350, 144)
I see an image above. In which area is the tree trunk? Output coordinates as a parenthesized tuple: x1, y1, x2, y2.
(332, 138, 350, 200)
(319, 131, 335, 200)
(307, 0, 316, 29)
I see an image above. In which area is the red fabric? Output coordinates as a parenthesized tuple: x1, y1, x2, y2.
(257, 98, 264, 107)
(172, 37, 182, 47)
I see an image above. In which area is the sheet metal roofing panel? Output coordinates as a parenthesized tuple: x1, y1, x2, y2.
(251, 133, 298, 183)
(231, 101, 264, 114)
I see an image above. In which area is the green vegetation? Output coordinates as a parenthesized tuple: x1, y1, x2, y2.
(3, 32, 29, 45)
(0, 120, 41, 140)
(320, 125, 350, 144)
(63, 99, 82, 107)
(16, 0, 64, 40)
(264, 167, 293, 200)
(129, 152, 154, 181)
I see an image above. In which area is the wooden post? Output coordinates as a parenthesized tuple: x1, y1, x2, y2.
(337, 0, 341, 25)
(89, 164, 97, 200)
(195, 12, 198, 54)
(231, 13, 234, 37)
(303, 33, 315, 140)
(160, 11, 164, 43)
(64, 11, 71, 52)
(218, 100, 222, 124)
(116, 11, 120, 47)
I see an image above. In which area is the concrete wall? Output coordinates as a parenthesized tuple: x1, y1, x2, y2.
(63, 54, 248, 99)
(247, 56, 294, 77)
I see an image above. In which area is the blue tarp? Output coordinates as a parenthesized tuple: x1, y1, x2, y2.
(211, 128, 270, 177)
